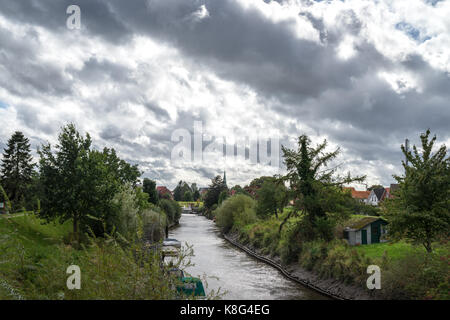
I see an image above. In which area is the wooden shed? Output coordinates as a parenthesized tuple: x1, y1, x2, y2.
(344, 217, 388, 245)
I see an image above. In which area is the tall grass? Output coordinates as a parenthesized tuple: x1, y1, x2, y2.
(0, 213, 203, 300)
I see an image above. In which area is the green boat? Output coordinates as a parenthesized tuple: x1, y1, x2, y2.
(162, 241, 206, 297)
(177, 276, 206, 297)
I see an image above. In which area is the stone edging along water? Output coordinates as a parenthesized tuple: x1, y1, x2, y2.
(222, 233, 349, 300)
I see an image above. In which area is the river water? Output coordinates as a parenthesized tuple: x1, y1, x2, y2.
(169, 214, 328, 300)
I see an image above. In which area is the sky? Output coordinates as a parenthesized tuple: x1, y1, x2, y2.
(0, 0, 449, 190)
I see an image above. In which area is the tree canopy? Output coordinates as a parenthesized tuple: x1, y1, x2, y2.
(38, 124, 140, 240)
(256, 177, 288, 218)
(280, 134, 365, 238)
(204, 175, 227, 209)
(0, 131, 35, 209)
(143, 178, 159, 204)
(384, 129, 449, 252)
(173, 181, 193, 201)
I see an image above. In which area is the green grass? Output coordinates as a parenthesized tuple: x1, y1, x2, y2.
(0, 213, 73, 299)
(0, 213, 72, 246)
(0, 213, 182, 300)
(354, 241, 416, 261)
(355, 240, 449, 261)
(178, 201, 204, 208)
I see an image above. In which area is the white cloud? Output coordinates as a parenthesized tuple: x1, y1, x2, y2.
(0, 0, 448, 189)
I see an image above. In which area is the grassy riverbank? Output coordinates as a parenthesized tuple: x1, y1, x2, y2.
(213, 196, 449, 300)
(0, 214, 180, 300)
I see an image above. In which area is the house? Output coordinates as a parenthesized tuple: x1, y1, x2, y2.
(199, 188, 209, 196)
(366, 183, 402, 205)
(344, 217, 388, 245)
(385, 183, 399, 198)
(343, 187, 370, 203)
(367, 187, 388, 206)
(157, 186, 174, 200)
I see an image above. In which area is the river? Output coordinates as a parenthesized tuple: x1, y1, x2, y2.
(169, 214, 328, 300)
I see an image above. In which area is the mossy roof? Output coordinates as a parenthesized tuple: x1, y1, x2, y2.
(346, 216, 387, 230)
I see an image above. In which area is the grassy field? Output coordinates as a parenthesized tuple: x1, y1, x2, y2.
(178, 201, 203, 208)
(0, 213, 72, 243)
(0, 214, 73, 299)
(354, 241, 415, 261)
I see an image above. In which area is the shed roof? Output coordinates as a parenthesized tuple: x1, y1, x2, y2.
(346, 217, 387, 230)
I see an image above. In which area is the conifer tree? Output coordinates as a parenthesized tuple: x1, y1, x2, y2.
(0, 131, 35, 208)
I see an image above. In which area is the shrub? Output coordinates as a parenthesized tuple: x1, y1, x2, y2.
(215, 195, 256, 233)
(159, 199, 181, 225)
(314, 217, 336, 242)
(218, 190, 229, 205)
(0, 184, 12, 213)
(109, 184, 139, 242)
(0, 215, 178, 299)
(141, 209, 166, 242)
(381, 249, 450, 299)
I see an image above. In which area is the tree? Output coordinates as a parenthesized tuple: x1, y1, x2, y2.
(244, 176, 270, 199)
(280, 134, 365, 238)
(159, 198, 181, 225)
(384, 130, 449, 253)
(256, 178, 288, 218)
(38, 124, 140, 241)
(218, 190, 229, 205)
(368, 184, 383, 191)
(184, 190, 193, 202)
(173, 181, 192, 201)
(230, 185, 251, 197)
(191, 183, 200, 201)
(143, 178, 159, 204)
(0, 131, 35, 209)
(204, 175, 227, 209)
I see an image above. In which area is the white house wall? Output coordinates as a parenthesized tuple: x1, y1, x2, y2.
(355, 231, 361, 244)
(353, 225, 372, 245)
(348, 231, 357, 245)
(367, 190, 379, 206)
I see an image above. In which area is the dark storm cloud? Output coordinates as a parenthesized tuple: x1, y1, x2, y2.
(1, 0, 448, 187)
(1, 0, 382, 99)
(99, 124, 122, 140)
(0, 24, 73, 97)
(142, 101, 171, 121)
(68, 57, 135, 84)
(0, 0, 130, 43)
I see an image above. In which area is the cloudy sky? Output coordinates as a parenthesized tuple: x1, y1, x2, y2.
(0, 0, 449, 190)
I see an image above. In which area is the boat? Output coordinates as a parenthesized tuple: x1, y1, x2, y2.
(163, 238, 181, 248)
(168, 267, 205, 297)
(161, 239, 206, 297)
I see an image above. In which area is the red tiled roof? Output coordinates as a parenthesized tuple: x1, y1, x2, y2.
(343, 187, 370, 200)
(157, 186, 173, 196)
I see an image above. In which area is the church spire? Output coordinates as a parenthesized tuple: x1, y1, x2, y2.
(223, 170, 227, 188)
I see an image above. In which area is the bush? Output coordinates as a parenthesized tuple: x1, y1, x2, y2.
(0, 215, 178, 299)
(109, 184, 139, 242)
(141, 209, 166, 242)
(215, 195, 256, 233)
(218, 190, 229, 205)
(381, 249, 450, 300)
(159, 199, 181, 225)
